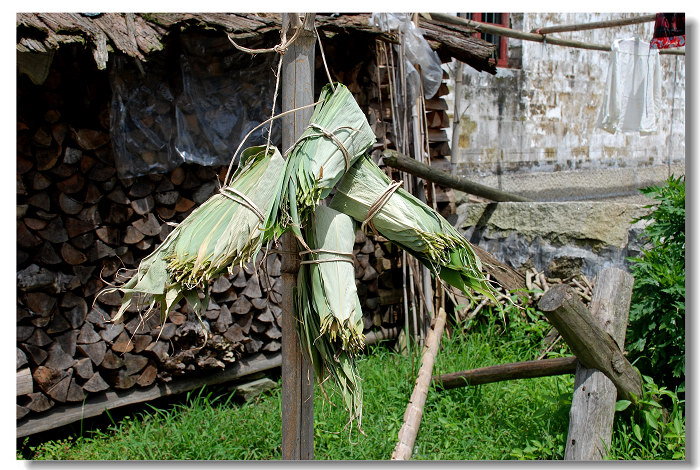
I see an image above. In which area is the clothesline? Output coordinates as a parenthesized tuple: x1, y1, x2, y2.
(426, 13, 685, 56)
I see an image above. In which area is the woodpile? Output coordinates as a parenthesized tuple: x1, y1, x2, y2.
(16, 40, 405, 426)
(423, 74, 457, 219)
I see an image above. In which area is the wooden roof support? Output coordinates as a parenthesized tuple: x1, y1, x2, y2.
(427, 13, 685, 56)
(531, 14, 656, 35)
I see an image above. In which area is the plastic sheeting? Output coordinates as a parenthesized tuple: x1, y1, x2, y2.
(597, 37, 661, 135)
(110, 33, 280, 178)
(110, 54, 178, 178)
(370, 13, 443, 101)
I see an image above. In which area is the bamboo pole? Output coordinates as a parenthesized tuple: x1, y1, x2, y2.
(280, 12, 315, 461)
(392, 307, 447, 460)
(382, 149, 532, 202)
(530, 14, 656, 34)
(427, 13, 685, 56)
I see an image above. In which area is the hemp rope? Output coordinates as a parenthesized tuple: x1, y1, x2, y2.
(285, 124, 359, 171)
(361, 179, 403, 234)
(223, 101, 321, 185)
(299, 248, 355, 265)
(218, 186, 266, 223)
(227, 14, 310, 56)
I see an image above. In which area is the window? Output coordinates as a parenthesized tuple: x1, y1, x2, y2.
(465, 13, 509, 68)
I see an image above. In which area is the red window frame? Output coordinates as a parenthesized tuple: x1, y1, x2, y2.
(467, 13, 509, 68)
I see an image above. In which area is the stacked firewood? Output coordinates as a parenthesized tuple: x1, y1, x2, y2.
(353, 230, 403, 331)
(16, 63, 402, 422)
(424, 72, 457, 219)
(16, 127, 289, 417)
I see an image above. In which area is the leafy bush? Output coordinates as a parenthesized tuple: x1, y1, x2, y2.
(626, 175, 685, 390)
(608, 376, 685, 460)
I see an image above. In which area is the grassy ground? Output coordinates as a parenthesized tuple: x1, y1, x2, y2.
(19, 306, 684, 460)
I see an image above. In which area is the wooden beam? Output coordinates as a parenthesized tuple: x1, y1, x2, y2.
(17, 353, 282, 438)
(382, 149, 532, 202)
(537, 284, 642, 403)
(428, 13, 684, 56)
(433, 356, 577, 390)
(280, 12, 315, 461)
(364, 326, 400, 345)
(17, 324, 396, 439)
(392, 307, 447, 460)
(531, 14, 656, 35)
(565, 268, 634, 460)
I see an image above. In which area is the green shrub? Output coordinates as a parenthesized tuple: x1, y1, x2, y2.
(608, 376, 685, 460)
(626, 175, 685, 390)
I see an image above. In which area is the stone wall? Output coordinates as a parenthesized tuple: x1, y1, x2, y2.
(447, 13, 685, 201)
(455, 201, 652, 279)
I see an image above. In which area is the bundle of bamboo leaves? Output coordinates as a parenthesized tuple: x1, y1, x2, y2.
(330, 155, 499, 306)
(101, 145, 286, 325)
(295, 205, 364, 428)
(269, 83, 376, 242)
(99, 80, 498, 432)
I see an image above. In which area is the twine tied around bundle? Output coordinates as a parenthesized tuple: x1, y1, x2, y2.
(299, 248, 355, 265)
(361, 180, 403, 235)
(219, 186, 266, 223)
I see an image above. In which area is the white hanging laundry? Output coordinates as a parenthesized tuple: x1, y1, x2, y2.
(597, 37, 661, 134)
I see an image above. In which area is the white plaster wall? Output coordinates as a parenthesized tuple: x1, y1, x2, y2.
(447, 13, 685, 198)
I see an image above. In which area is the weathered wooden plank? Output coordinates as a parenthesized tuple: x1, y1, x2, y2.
(17, 352, 282, 438)
(565, 268, 634, 460)
(433, 356, 578, 390)
(538, 284, 642, 402)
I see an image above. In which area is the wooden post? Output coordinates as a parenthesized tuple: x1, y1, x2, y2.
(392, 307, 447, 460)
(280, 12, 315, 461)
(564, 268, 634, 460)
(382, 149, 533, 202)
(538, 284, 642, 403)
(450, 13, 465, 177)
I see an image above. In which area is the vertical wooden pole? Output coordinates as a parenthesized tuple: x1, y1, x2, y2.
(280, 12, 316, 461)
(450, 13, 465, 177)
(564, 268, 634, 460)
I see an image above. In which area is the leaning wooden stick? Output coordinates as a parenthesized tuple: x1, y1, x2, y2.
(538, 284, 642, 402)
(392, 307, 447, 460)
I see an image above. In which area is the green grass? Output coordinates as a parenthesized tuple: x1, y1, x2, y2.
(19, 306, 684, 461)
